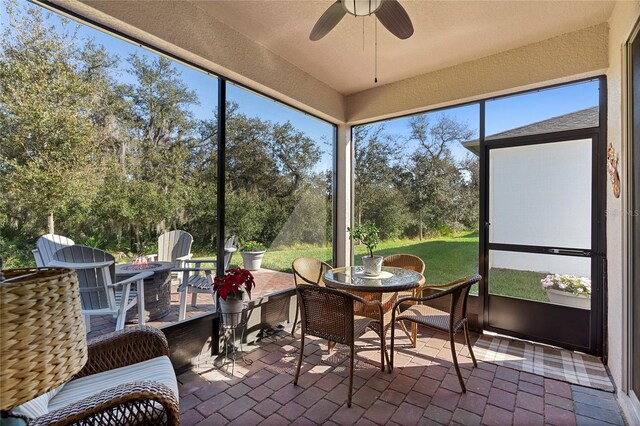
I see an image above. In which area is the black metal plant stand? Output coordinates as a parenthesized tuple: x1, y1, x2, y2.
(219, 305, 252, 375)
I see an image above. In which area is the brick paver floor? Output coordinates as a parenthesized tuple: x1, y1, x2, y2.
(87, 268, 294, 339)
(177, 327, 626, 426)
(84, 268, 626, 425)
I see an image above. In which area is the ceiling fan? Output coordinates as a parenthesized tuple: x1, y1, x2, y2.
(310, 0, 414, 41)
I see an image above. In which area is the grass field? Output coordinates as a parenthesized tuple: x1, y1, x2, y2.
(207, 230, 550, 302)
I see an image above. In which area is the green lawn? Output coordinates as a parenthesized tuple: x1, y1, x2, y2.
(489, 268, 549, 302)
(212, 230, 549, 302)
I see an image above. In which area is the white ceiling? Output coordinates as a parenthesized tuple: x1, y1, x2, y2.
(189, 0, 615, 95)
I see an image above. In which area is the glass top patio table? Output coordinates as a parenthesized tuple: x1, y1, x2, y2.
(323, 266, 423, 293)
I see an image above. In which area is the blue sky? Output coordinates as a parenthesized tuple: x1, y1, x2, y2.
(5, 2, 336, 172)
(360, 80, 599, 161)
(9, 2, 599, 170)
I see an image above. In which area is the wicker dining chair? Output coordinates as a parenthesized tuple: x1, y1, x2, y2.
(290, 257, 332, 336)
(294, 284, 386, 407)
(383, 254, 426, 347)
(389, 274, 482, 392)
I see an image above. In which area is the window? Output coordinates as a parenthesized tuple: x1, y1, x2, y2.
(353, 104, 480, 286)
(0, 2, 219, 263)
(225, 84, 335, 272)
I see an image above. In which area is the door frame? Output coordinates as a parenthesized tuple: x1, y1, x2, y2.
(627, 17, 640, 405)
(478, 76, 608, 356)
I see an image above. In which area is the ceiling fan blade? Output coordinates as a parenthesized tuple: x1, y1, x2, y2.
(375, 0, 414, 40)
(310, 1, 346, 41)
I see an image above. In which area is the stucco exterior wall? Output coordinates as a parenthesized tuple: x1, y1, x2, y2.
(346, 24, 609, 124)
(605, 1, 640, 421)
(47, 0, 346, 124)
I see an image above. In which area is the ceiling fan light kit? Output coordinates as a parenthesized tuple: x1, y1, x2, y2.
(310, 0, 414, 84)
(343, 0, 382, 16)
(310, 0, 414, 41)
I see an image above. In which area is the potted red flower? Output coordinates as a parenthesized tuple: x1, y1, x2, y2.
(213, 268, 256, 326)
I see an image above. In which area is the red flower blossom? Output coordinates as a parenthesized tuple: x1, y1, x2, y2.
(213, 268, 255, 300)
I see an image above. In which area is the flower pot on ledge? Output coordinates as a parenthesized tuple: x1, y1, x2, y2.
(546, 289, 591, 310)
(241, 251, 266, 271)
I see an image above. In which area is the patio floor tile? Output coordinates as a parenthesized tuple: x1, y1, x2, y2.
(170, 321, 627, 426)
(545, 404, 577, 426)
(487, 387, 516, 411)
(451, 408, 481, 426)
(278, 401, 307, 421)
(218, 395, 257, 421)
(392, 402, 424, 426)
(491, 377, 517, 394)
(293, 386, 327, 408)
(457, 390, 487, 416)
(362, 399, 398, 424)
(518, 379, 544, 396)
(482, 404, 513, 426)
(430, 387, 461, 412)
(252, 398, 281, 418)
(514, 407, 544, 425)
(260, 413, 289, 426)
(196, 392, 234, 417)
(227, 410, 263, 426)
(423, 404, 453, 424)
(545, 377, 573, 398)
(303, 398, 341, 423)
(516, 390, 544, 413)
(181, 409, 205, 426)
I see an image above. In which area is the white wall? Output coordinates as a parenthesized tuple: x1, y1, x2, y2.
(489, 139, 592, 277)
(606, 1, 640, 422)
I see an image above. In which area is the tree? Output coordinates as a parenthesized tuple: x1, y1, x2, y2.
(400, 114, 474, 237)
(353, 124, 405, 234)
(0, 1, 113, 241)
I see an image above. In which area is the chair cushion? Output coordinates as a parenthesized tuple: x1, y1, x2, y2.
(9, 387, 63, 420)
(396, 304, 451, 332)
(48, 355, 178, 412)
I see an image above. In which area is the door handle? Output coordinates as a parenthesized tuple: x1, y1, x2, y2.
(548, 248, 591, 256)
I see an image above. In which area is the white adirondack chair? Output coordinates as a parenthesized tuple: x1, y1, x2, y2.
(176, 235, 237, 321)
(49, 245, 151, 332)
(32, 234, 74, 267)
(146, 230, 193, 267)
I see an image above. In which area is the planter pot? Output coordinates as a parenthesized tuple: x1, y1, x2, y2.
(362, 255, 383, 276)
(546, 289, 591, 310)
(241, 251, 266, 271)
(218, 294, 245, 327)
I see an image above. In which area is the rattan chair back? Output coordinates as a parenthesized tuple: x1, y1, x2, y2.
(296, 285, 355, 345)
(447, 275, 479, 331)
(383, 254, 425, 274)
(53, 245, 116, 311)
(292, 257, 331, 286)
(158, 230, 193, 263)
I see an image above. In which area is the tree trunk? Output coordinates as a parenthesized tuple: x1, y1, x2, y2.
(419, 210, 423, 241)
(47, 212, 55, 235)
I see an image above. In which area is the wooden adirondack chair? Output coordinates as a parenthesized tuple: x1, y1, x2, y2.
(32, 234, 75, 267)
(146, 230, 193, 267)
(176, 235, 237, 321)
(49, 245, 151, 332)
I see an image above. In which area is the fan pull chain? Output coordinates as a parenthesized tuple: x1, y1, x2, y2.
(374, 17, 378, 83)
(362, 16, 365, 51)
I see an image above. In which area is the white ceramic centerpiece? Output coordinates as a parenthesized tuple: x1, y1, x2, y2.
(348, 223, 383, 276)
